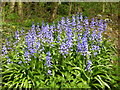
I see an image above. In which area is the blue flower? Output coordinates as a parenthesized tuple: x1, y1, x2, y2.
(46, 51, 51, 56)
(84, 17, 89, 25)
(91, 30, 97, 41)
(18, 61, 22, 64)
(45, 51, 52, 67)
(86, 60, 92, 71)
(24, 50, 29, 57)
(6, 38, 11, 47)
(61, 17, 65, 25)
(90, 18, 95, 28)
(2, 45, 7, 55)
(45, 51, 52, 75)
(15, 30, 19, 39)
(57, 21, 61, 30)
(94, 52, 98, 56)
(20, 28, 25, 35)
(72, 15, 76, 26)
(36, 41, 41, 49)
(29, 48, 36, 55)
(79, 13, 83, 21)
(59, 42, 69, 56)
(48, 70, 52, 75)
(66, 17, 71, 26)
(41, 20, 45, 29)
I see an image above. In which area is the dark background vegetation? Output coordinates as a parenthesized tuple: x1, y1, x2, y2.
(1, 2, 119, 27)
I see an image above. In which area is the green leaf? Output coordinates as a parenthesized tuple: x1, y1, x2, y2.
(36, 81, 40, 86)
(94, 76, 104, 89)
(72, 67, 80, 70)
(20, 77, 26, 88)
(77, 82, 90, 88)
(102, 81, 111, 89)
(24, 79, 28, 88)
(49, 81, 55, 88)
(20, 73, 24, 78)
(15, 83, 19, 88)
(4, 81, 12, 86)
(94, 75, 111, 89)
(2, 74, 11, 79)
(92, 83, 103, 89)
(97, 75, 111, 89)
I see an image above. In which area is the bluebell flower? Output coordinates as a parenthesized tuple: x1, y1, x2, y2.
(13, 30, 20, 47)
(77, 30, 89, 57)
(7, 58, 11, 63)
(20, 28, 25, 35)
(56, 34, 61, 43)
(41, 20, 45, 29)
(86, 60, 92, 71)
(18, 61, 22, 64)
(36, 40, 41, 49)
(91, 30, 97, 41)
(77, 42, 83, 53)
(66, 17, 71, 26)
(52, 21, 56, 29)
(94, 52, 98, 56)
(103, 22, 107, 31)
(31, 22, 35, 28)
(72, 15, 76, 26)
(5, 56, 11, 64)
(24, 50, 31, 61)
(59, 41, 69, 56)
(36, 23, 40, 31)
(57, 21, 61, 30)
(90, 18, 95, 28)
(15, 30, 20, 40)
(45, 51, 52, 67)
(46, 51, 51, 56)
(50, 25, 54, 32)
(84, 17, 89, 25)
(29, 48, 36, 55)
(61, 17, 65, 25)
(45, 51, 52, 75)
(76, 14, 80, 21)
(79, 13, 83, 21)
(48, 70, 52, 75)
(6, 38, 11, 47)
(96, 31, 103, 42)
(2, 45, 7, 55)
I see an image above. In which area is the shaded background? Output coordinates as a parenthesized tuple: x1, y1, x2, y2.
(1, 2, 119, 26)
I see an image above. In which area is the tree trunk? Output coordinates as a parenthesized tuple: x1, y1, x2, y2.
(0, 2, 6, 22)
(77, 3, 82, 13)
(74, 3, 76, 14)
(49, 2, 59, 22)
(10, 1, 15, 13)
(102, 2, 105, 13)
(18, 0, 23, 21)
(25, 2, 31, 19)
(68, 2, 72, 16)
(34, 2, 38, 14)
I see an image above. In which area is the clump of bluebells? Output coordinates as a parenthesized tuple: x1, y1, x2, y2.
(2, 13, 117, 89)
(2, 13, 106, 75)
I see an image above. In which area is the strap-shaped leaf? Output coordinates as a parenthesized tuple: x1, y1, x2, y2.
(24, 79, 28, 88)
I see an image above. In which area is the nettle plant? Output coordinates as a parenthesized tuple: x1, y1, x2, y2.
(2, 13, 117, 89)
